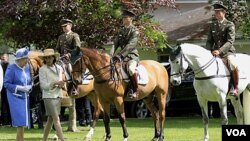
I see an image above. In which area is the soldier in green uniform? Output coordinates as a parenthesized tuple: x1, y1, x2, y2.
(110, 9, 140, 99)
(56, 19, 81, 65)
(205, 2, 239, 97)
(56, 18, 81, 96)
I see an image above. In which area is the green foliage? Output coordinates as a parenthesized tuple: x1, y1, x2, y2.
(238, 17, 250, 38)
(0, 0, 176, 50)
(137, 15, 167, 49)
(0, 0, 122, 49)
(221, 0, 250, 38)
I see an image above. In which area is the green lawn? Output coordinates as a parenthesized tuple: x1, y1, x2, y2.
(0, 116, 237, 141)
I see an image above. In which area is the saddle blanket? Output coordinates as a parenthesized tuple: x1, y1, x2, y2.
(121, 64, 149, 85)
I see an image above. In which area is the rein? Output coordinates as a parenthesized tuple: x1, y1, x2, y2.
(73, 56, 114, 84)
(171, 52, 230, 80)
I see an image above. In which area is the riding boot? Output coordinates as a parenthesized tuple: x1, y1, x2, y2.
(229, 68, 239, 97)
(128, 73, 138, 99)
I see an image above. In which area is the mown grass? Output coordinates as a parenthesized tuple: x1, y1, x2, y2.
(0, 116, 237, 141)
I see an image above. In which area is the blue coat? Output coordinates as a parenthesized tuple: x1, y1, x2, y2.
(4, 63, 32, 127)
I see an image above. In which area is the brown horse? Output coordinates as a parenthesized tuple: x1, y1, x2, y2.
(72, 47, 169, 141)
(28, 51, 103, 138)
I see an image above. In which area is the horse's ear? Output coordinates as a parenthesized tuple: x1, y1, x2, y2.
(169, 45, 181, 61)
(176, 45, 181, 54)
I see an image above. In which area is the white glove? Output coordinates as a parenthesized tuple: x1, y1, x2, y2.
(16, 85, 32, 93)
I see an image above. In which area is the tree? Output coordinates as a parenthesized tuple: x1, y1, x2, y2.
(0, 0, 177, 51)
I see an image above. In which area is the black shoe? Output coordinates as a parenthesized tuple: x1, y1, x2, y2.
(79, 120, 86, 127)
(38, 124, 44, 129)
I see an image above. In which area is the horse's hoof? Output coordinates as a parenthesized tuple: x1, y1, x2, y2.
(52, 134, 58, 140)
(86, 127, 94, 139)
(151, 137, 158, 141)
(104, 136, 111, 141)
(85, 137, 91, 141)
(123, 137, 128, 141)
(158, 137, 164, 141)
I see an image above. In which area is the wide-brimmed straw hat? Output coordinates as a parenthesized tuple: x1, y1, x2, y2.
(15, 47, 29, 60)
(38, 49, 60, 59)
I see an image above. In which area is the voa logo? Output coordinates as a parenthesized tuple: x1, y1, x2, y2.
(226, 129, 246, 136)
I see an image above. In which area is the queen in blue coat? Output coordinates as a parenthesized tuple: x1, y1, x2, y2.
(4, 47, 32, 141)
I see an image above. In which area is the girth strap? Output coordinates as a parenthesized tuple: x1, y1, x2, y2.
(195, 75, 230, 80)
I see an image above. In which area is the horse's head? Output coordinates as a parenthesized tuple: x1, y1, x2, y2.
(28, 51, 43, 78)
(28, 51, 44, 96)
(71, 47, 111, 83)
(71, 57, 87, 85)
(169, 44, 189, 86)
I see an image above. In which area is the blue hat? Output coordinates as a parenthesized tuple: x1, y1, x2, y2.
(15, 47, 29, 60)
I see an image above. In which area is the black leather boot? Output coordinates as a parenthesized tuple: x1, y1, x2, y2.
(128, 73, 138, 99)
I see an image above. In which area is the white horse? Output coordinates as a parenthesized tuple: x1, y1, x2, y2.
(168, 43, 250, 141)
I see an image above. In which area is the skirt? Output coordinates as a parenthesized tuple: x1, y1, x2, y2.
(43, 98, 61, 116)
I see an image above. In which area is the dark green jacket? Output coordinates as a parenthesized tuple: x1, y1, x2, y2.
(56, 31, 81, 55)
(205, 18, 236, 58)
(111, 25, 139, 62)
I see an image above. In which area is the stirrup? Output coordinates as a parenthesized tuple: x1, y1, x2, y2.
(72, 87, 79, 96)
(52, 134, 58, 141)
(127, 90, 138, 99)
(229, 87, 238, 97)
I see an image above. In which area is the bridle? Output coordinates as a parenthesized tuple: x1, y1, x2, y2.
(72, 55, 121, 84)
(170, 51, 230, 80)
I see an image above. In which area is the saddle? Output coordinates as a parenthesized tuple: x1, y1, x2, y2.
(81, 69, 94, 85)
(120, 63, 149, 85)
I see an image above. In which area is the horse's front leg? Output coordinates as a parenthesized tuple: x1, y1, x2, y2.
(197, 97, 209, 141)
(218, 97, 229, 125)
(156, 93, 167, 141)
(102, 102, 111, 141)
(85, 93, 104, 140)
(230, 96, 243, 124)
(143, 97, 161, 141)
(114, 97, 128, 141)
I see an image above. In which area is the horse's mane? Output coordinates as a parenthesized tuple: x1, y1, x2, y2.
(81, 47, 110, 61)
(28, 51, 43, 68)
(180, 43, 213, 58)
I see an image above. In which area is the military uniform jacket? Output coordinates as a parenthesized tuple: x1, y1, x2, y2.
(56, 31, 81, 55)
(113, 25, 139, 62)
(205, 18, 236, 58)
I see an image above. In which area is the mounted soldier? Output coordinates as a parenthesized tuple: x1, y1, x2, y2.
(205, 2, 239, 97)
(55, 18, 82, 95)
(55, 18, 82, 68)
(110, 9, 140, 99)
